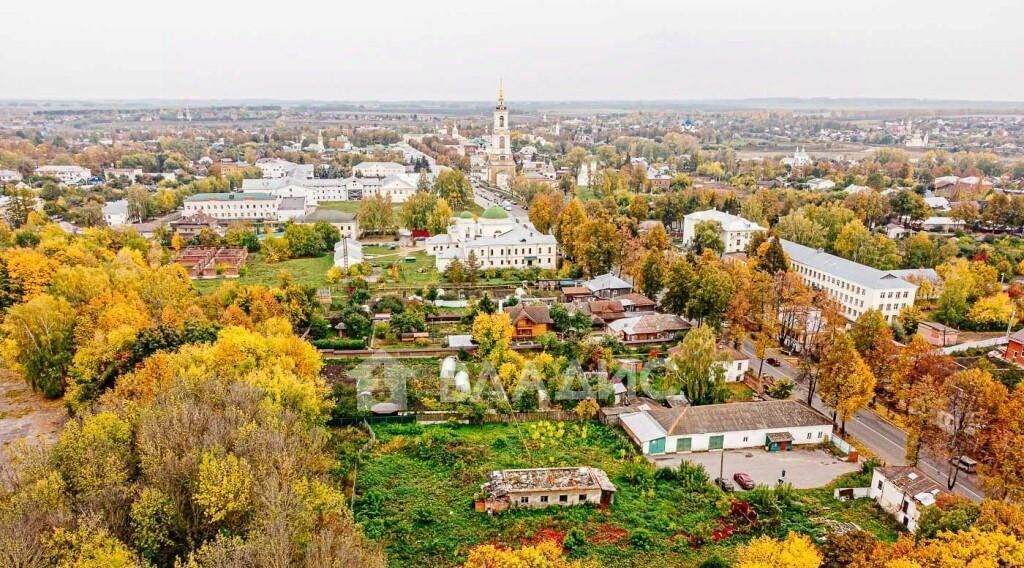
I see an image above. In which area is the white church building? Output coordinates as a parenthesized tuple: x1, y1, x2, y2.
(425, 207, 557, 271)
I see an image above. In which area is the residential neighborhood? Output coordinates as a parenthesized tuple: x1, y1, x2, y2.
(1, 3, 1024, 567)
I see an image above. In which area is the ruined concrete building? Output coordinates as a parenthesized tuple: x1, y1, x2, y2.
(476, 467, 616, 514)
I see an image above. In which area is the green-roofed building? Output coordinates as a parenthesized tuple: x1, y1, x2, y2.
(481, 205, 509, 220)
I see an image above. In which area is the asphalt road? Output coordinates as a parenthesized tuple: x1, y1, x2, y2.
(740, 339, 985, 502)
(473, 182, 528, 218)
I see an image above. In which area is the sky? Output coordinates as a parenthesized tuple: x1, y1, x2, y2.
(1, 0, 1021, 102)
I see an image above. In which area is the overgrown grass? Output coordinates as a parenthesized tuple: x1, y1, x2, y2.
(726, 382, 755, 403)
(349, 422, 902, 568)
(193, 252, 333, 293)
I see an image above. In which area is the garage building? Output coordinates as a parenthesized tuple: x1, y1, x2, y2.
(618, 399, 833, 455)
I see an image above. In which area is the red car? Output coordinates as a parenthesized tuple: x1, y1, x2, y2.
(733, 472, 755, 490)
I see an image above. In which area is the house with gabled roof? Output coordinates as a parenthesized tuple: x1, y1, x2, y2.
(583, 273, 632, 298)
(504, 304, 554, 339)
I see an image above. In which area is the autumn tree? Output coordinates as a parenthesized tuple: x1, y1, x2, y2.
(426, 198, 453, 235)
(850, 309, 888, 354)
(398, 191, 437, 230)
(736, 532, 822, 568)
(528, 191, 565, 234)
(1, 293, 76, 397)
(464, 541, 584, 568)
(357, 194, 396, 235)
(664, 325, 729, 405)
(930, 368, 1004, 490)
(432, 169, 473, 210)
(553, 198, 588, 262)
(818, 333, 876, 434)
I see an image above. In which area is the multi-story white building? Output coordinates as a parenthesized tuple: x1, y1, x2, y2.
(0, 169, 24, 183)
(353, 161, 406, 178)
(241, 169, 422, 205)
(255, 158, 300, 179)
(681, 209, 766, 254)
(425, 207, 557, 271)
(35, 165, 91, 184)
(781, 239, 918, 322)
(183, 192, 278, 221)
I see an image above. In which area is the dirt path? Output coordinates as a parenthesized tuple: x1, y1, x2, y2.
(0, 371, 67, 470)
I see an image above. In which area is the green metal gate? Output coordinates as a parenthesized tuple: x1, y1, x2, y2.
(709, 435, 724, 450)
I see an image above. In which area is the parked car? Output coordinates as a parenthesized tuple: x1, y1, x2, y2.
(950, 455, 978, 474)
(714, 477, 735, 492)
(766, 357, 781, 366)
(733, 472, 755, 490)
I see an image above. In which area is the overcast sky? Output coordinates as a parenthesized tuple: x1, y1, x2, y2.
(1, 0, 1021, 102)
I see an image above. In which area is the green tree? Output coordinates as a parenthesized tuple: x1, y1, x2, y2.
(665, 325, 729, 405)
(849, 309, 888, 354)
(432, 169, 473, 210)
(283, 223, 325, 257)
(690, 220, 724, 256)
(0, 293, 76, 397)
(398, 191, 437, 230)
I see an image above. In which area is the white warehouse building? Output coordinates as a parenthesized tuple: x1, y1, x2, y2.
(619, 399, 832, 455)
(681, 209, 767, 254)
(780, 239, 918, 322)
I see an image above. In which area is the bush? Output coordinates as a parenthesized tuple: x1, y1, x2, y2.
(311, 338, 366, 350)
(767, 377, 795, 399)
(563, 527, 585, 552)
(655, 461, 710, 490)
(629, 528, 656, 551)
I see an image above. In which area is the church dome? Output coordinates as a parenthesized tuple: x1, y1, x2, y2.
(458, 211, 474, 219)
(481, 206, 510, 220)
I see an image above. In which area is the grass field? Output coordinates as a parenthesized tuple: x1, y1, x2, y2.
(193, 252, 333, 293)
(350, 422, 901, 568)
(316, 199, 485, 221)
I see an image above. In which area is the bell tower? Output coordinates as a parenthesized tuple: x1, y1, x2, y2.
(485, 80, 516, 189)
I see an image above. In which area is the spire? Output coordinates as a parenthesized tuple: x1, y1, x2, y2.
(498, 78, 504, 106)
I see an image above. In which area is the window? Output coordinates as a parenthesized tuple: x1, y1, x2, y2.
(817, 431, 823, 439)
(807, 432, 813, 439)
(540, 496, 549, 503)
(559, 495, 568, 503)
(579, 494, 587, 502)
(742, 436, 748, 442)
(520, 496, 529, 504)
(877, 480, 883, 490)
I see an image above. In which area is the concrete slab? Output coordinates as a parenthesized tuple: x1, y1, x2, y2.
(647, 447, 858, 489)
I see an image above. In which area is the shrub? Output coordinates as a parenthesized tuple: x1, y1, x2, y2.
(629, 528, 656, 551)
(767, 377, 795, 399)
(311, 338, 366, 350)
(563, 527, 585, 552)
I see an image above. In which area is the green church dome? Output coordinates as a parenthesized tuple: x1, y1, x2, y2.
(481, 206, 510, 219)
(458, 211, 474, 219)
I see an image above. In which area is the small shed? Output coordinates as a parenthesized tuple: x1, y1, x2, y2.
(765, 431, 794, 452)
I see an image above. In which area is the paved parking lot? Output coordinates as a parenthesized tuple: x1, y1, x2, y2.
(647, 447, 859, 489)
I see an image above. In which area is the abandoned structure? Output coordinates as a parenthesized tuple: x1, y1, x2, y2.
(476, 467, 616, 514)
(173, 247, 247, 279)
